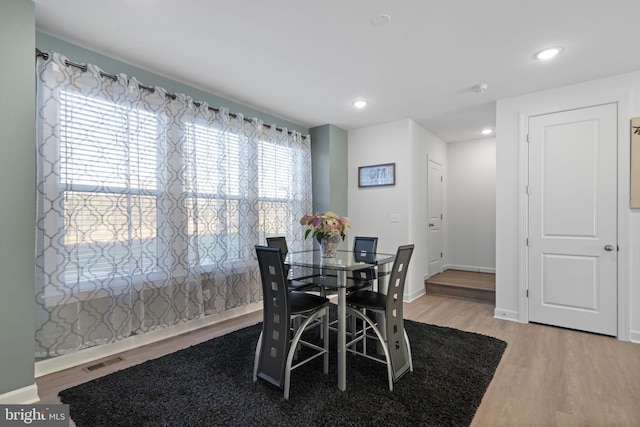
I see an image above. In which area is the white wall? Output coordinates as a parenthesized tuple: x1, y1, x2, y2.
(496, 70, 640, 343)
(447, 138, 496, 272)
(348, 119, 447, 301)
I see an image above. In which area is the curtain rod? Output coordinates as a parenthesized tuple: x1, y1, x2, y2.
(35, 49, 308, 138)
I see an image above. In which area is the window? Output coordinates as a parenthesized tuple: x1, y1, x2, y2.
(55, 91, 308, 282)
(185, 125, 244, 266)
(258, 140, 299, 237)
(35, 52, 313, 356)
(59, 91, 161, 283)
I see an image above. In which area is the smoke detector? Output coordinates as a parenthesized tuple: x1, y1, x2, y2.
(473, 83, 489, 94)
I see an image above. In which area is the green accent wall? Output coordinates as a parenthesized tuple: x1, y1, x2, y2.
(0, 0, 36, 397)
(309, 124, 348, 247)
(310, 125, 331, 212)
(36, 33, 309, 135)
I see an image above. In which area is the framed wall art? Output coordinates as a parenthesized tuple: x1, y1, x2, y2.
(358, 163, 395, 188)
(632, 117, 640, 208)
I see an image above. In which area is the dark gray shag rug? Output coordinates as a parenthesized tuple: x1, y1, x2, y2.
(59, 309, 506, 427)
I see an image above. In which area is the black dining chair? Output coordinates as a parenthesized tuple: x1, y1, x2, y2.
(299, 236, 379, 294)
(253, 246, 330, 400)
(349, 236, 379, 291)
(266, 236, 319, 292)
(345, 244, 415, 391)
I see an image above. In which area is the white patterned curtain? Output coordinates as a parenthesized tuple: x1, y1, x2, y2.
(35, 52, 313, 358)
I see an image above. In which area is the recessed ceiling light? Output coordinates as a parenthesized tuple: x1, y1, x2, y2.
(481, 128, 493, 135)
(371, 14, 391, 26)
(534, 47, 563, 60)
(353, 100, 368, 109)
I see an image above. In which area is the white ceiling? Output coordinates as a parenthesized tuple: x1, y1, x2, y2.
(34, 0, 640, 142)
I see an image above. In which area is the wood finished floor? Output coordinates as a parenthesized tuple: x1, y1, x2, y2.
(36, 294, 640, 427)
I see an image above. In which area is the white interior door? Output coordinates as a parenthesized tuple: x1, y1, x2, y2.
(528, 103, 617, 336)
(428, 158, 443, 276)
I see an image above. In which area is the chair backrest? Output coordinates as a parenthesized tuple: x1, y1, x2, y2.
(352, 236, 378, 262)
(266, 236, 290, 277)
(254, 245, 291, 388)
(385, 244, 414, 314)
(384, 244, 414, 377)
(266, 236, 288, 256)
(352, 237, 378, 281)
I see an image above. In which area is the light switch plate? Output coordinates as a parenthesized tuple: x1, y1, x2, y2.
(390, 213, 400, 223)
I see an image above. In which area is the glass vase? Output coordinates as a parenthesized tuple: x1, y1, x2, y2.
(320, 234, 341, 258)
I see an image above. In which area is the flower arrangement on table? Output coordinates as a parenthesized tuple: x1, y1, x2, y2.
(300, 211, 351, 242)
(300, 211, 350, 257)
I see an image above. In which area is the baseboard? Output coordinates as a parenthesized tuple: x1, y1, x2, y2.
(493, 307, 520, 322)
(444, 264, 496, 274)
(630, 330, 640, 344)
(0, 384, 39, 404)
(35, 302, 262, 378)
(405, 287, 426, 303)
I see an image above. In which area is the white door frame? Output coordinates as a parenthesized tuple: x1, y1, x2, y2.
(427, 155, 444, 277)
(517, 96, 630, 341)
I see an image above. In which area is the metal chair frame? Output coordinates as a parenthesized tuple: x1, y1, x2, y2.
(253, 245, 329, 399)
(345, 244, 415, 391)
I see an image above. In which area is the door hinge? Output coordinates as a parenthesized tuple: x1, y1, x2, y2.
(526, 238, 529, 246)
(526, 185, 530, 195)
(526, 289, 529, 298)
(440, 176, 443, 182)
(526, 134, 530, 143)
(440, 252, 443, 258)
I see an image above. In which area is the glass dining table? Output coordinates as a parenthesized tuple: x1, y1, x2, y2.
(285, 249, 396, 391)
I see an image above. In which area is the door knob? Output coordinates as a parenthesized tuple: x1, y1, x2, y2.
(428, 223, 434, 227)
(604, 245, 615, 252)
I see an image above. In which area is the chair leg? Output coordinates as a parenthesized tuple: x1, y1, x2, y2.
(323, 306, 329, 374)
(349, 314, 356, 341)
(347, 307, 394, 391)
(362, 310, 368, 356)
(292, 315, 302, 359)
(403, 328, 413, 372)
(253, 331, 263, 382)
(320, 303, 326, 340)
(284, 309, 329, 400)
(319, 287, 327, 340)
